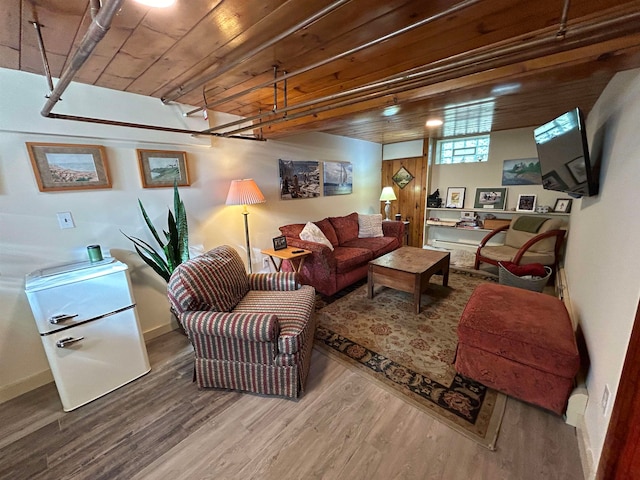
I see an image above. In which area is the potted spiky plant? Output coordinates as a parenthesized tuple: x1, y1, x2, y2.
(122, 183, 189, 282)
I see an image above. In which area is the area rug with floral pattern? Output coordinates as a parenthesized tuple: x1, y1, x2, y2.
(314, 270, 506, 450)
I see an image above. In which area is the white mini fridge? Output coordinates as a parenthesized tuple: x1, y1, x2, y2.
(25, 258, 151, 411)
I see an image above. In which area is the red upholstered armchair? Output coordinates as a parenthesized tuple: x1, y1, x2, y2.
(474, 215, 567, 274)
(167, 245, 316, 398)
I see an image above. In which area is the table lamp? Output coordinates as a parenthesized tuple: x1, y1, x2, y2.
(225, 179, 266, 273)
(379, 186, 397, 221)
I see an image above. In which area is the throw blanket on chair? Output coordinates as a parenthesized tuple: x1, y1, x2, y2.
(512, 216, 549, 233)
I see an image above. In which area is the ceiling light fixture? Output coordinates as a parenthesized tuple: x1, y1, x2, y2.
(133, 0, 176, 7)
(382, 106, 400, 117)
(425, 119, 443, 127)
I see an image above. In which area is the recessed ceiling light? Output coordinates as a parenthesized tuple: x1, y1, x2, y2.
(382, 106, 400, 117)
(134, 0, 176, 7)
(425, 119, 443, 127)
(491, 83, 521, 96)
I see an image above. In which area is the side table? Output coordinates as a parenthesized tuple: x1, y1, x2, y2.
(260, 247, 311, 273)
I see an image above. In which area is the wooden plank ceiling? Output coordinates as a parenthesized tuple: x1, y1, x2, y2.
(2, 0, 640, 144)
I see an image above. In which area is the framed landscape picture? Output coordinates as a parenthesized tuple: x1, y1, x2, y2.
(137, 150, 190, 188)
(26, 142, 111, 192)
(474, 187, 507, 210)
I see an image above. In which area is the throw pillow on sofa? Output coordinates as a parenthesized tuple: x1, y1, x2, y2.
(358, 214, 384, 238)
(300, 222, 334, 250)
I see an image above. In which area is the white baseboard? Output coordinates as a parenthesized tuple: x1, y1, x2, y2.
(0, 323, 180, 405)
(143, 322, 179, 342)
(0, 369, 54, 405)
(576, 414, 596, 480)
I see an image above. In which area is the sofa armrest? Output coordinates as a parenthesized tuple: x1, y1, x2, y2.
(382, 220, 404, 243)
(248, 272, 298, 291)
(285, 237, 336, 269)
(180, 311, 279, 341)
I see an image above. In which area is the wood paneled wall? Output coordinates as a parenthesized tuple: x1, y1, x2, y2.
(381, 155, 427, 247)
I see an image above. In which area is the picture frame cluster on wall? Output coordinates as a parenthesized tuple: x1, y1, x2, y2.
(279, 159, 353, 200)
(26, 142, 192, 192)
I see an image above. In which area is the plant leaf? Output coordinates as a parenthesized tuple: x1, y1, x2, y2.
(139, 199, 164, 248)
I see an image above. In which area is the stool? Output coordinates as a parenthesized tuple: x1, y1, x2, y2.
(455, 283, 580, 414)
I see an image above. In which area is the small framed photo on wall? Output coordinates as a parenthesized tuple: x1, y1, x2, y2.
(516, 194, 537, 212)
(445, 187, 466, 209)
(553, 198, 573, 213)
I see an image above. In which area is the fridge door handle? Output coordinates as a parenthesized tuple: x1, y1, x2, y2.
(49, 314, 79, 324)
(56, 336, 85, 348)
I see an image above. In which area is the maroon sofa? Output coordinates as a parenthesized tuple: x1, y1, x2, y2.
(279, 212, 404, 296)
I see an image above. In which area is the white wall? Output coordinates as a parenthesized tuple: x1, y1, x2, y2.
(430, 128, 564, 211)
(0, 68, 382, 402)
(564, 68, 640, 471)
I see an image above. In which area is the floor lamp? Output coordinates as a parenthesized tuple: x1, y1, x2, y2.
(225, 179, 266, 273)
(380, 186, 397, 221)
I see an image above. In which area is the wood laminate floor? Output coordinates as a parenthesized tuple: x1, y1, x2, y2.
(0, 331, 584, 480)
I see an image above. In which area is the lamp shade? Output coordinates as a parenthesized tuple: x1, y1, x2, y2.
(225, 179, 266, 206)
(379, 186, 397, 202)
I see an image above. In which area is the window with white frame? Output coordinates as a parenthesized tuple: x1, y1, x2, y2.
(436, 135, 491, 164)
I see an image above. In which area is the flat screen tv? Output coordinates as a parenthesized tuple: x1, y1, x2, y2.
(534, 107, 599, 197)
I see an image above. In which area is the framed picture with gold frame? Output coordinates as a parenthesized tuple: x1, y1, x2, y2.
(137, 149, 190, 188)
(26, 142, 111, 192)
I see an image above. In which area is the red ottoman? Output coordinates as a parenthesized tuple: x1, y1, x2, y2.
(455, 283, 580, 415)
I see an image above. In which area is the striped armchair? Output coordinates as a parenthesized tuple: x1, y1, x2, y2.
(167, 245, 316, 398)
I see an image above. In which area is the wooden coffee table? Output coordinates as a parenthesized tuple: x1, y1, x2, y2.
(367, 246, 450, 314)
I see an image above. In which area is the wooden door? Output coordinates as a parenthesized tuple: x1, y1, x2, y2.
(381, 155, 427, 247)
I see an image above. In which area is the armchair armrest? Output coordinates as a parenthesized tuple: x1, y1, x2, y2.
(180, 311, 279, 341)
(249, 272, 298, 291)
(512, 229, 566, 265)
(477, 224, 510, 248)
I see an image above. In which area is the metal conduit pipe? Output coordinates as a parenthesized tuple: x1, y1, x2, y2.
(41, 0, 124, 117)
(46, 112, 265, 140)
(217, 10, 640, 137)
(32, 22, 54, 94)
(200, 0, 482, 112)
(161, 0, 352, 105)
(557, 0, 571, 38)
(206, 8, 637, 135)
(90, 0, 101, 19)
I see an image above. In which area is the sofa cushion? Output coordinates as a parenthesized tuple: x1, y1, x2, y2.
(314, 218, 339, 247)
(300, 222, 334, 251)
(342, 236, 398, 258)
(332, 246, 374, 273)
(505, 216, 565, 252)
(358, 214, 384, 238)
(329, 212, 359, 244)
(233, 285, 316, 355)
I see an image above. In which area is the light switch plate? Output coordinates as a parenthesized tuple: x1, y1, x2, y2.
(57, 212, 75, 229)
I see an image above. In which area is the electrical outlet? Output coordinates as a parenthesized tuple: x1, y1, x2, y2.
(601, 384, 610, 415)
(56, 212, 75, 229)
(263, 257, 270, 269)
